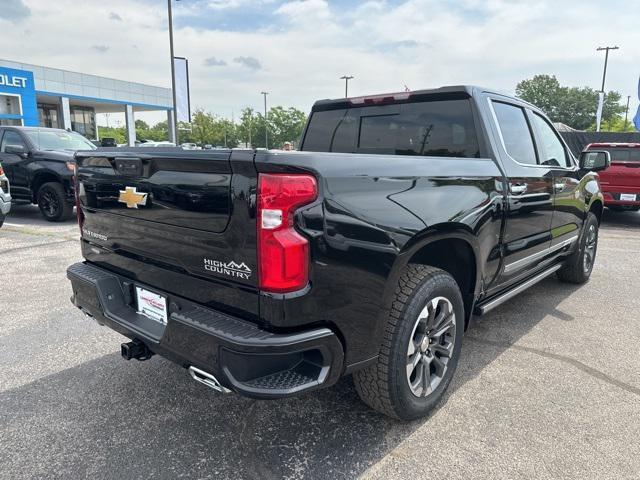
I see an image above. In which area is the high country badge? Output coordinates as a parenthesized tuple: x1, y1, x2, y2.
(204, 259, 252, 279)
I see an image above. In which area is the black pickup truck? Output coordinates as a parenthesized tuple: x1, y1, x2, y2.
(0, 127, 97, 221)
(67, 86, 609, 420)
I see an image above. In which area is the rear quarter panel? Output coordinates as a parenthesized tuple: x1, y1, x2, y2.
(256, 151, 505, 367)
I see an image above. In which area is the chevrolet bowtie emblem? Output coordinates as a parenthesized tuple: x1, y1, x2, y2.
(118, 186, 148, 209)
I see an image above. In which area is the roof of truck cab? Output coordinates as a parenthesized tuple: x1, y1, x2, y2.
(586, 143, 640, 149)
(311, 85, 531, 110)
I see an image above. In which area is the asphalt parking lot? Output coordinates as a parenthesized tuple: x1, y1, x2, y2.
(1, 204, 639, 480)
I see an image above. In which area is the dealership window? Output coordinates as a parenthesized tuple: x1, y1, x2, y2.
(70, 106, 96, 139)
(0, 118, 22, 126)
(0, 93, 23, 126)
(0, 94, 21, 115)
(38, 103, 60, 129)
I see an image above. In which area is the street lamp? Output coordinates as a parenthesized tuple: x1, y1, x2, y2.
(595, 46, 619, 132)
(340, 75, 354, 98)
(261, 91, 269, 149)
(168, 0, 180, 144)
(624, 95, 631, 130)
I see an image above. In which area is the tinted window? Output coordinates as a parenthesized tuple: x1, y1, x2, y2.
(0, 130, 26, 152)
(492, 102, 537, 165)
(302, 99, 480, 158)
(531, 113, 570, 167)
(604, 148, 640, 162)
(302, 109, 352, 152)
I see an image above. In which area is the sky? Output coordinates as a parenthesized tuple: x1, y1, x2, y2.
(1, 0, 639, 127)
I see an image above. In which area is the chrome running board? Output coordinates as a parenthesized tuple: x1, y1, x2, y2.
(475, 264, 563, 315)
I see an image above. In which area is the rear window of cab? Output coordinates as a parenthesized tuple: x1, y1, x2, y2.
(591, 147, 640, 162)
(302, 99, 480, 158)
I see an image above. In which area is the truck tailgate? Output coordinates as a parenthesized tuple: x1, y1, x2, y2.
(75, 148, 260, 319)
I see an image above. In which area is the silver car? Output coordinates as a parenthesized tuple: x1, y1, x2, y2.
(0, 162, 11, 228)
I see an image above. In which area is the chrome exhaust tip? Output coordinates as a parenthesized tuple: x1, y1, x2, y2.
(188, 366, 231, 394)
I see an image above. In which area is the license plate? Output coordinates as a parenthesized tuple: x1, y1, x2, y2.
(620, 193, 637, 202)
(136, 287, 168, 324)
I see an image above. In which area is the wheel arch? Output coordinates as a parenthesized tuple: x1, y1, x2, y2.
(589, 198, 604, 225)
(30, 171, 64, 203)
(388, 225, 482, 329)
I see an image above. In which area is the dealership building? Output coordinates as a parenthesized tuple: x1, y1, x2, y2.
(0, 59, 174, 145)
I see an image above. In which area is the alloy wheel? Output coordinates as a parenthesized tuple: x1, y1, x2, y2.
(406, 296, 456, 397)
(583, 224, 597, 273)
(41, 190, 59, 218)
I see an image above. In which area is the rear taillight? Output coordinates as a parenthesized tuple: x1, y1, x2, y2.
(257, 173, 318, 293)
(75, 175, 84, 233)
(0, 164, 4, 176)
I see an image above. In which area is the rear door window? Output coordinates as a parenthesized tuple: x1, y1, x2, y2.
(530, 113, 571, 167)
(302, 99, 480, 158)
(492, 101, 538, 166)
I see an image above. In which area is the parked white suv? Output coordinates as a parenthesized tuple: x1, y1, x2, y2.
(0, 162, 11, 228)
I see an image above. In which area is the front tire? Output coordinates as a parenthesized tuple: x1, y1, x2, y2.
(37, 182, 74, 222)
(353, 265, 464, 420)
(557, 212, 599, 284)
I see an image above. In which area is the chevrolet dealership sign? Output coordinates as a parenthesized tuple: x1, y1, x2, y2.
(0, 66, 37, 126)
(0, 73, 28, 89)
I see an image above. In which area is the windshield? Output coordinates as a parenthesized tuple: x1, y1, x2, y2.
(25, 129, 97, 151)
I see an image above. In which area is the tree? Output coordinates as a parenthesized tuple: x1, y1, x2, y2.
(97, 126, 126, 144)
(516, 74, 626, 131)
(268, 106, 308, 148)
(190, 109, 218, 145)
(237, 106, 307, 149)
(599, 114, 638, 132)
(237, 107, 257, 147)
(135, 119, 150, 130)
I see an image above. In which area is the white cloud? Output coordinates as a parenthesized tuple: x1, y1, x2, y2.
(275, 0, 331, 21)
(3, 0, 639, 127)
(206, 0, 277, 9)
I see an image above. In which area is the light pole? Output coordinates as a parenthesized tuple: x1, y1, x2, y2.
(624, 95, 631, 130)
(597, 46, 619, 92)
(261, 91, 269, 149)
(168, 0, 180, 144)
(595, 46, 619, 132)
(340, 75, 353, 98)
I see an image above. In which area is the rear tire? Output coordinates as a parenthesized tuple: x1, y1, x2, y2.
(353, 265, 464, 420)
(557, 212, 599, 284)
(0, 215, 4, 228)
(37, 182, 74, 222)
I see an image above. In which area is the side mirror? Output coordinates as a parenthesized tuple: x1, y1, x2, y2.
(5, 144, 27, 157)
(579, 150, 610, 172)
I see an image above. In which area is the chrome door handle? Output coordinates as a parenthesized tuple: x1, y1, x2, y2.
(510, 184, 527, 194)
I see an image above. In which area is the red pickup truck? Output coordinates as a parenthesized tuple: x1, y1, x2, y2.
(585, 143, 640, 212)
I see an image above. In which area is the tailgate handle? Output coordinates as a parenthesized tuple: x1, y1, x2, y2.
(115, 157, 143, 177)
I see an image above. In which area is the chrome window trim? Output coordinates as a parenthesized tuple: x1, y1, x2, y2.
(487, 98, 577, 172)
(503, 233, 579, 274)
